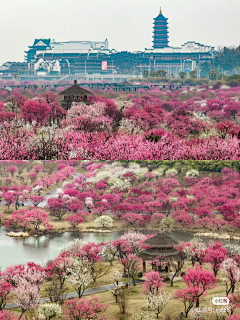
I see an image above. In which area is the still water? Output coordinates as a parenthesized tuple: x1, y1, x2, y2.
(0, 228, 238, 271)
(0, 227, 121, 270)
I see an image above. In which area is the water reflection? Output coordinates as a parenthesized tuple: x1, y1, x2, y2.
(0, 227, 121, 270)
(0, 227, 238, 271)
(22, 236, 50, 248)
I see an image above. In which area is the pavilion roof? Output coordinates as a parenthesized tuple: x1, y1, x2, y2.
(143, 233, 180, 248)
(58, 81, 94, 96)
(138, 249, 183, 262)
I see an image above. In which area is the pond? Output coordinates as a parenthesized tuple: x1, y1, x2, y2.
(0, 227, 121, 270)
(0, 228, 238, 271)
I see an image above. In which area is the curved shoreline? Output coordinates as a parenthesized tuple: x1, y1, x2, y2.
(194, 231, 240, 241)
(5, 228, 118, 237)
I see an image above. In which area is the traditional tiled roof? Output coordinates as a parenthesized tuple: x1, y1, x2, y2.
(154, 13, 168, 21)
(58, 81, 94, 96)
(143, 233, 180, 248)
(33, 39, 51, 47)
(137, 233, 182, 262)
(138, 249, 182, 261)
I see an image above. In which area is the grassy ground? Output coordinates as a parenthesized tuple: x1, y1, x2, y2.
(7, 259, 240, 319)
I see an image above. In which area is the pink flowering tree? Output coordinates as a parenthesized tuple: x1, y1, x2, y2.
(121, 213, 143, 226)
(28, 172, 37, 183)
(65, 296, 108, 320)
(0, 274, 13, 310)
(173, 211, 193, 228)
(66, 215, 84, 228)
(4, 210, 27, 230)
(22, 209, 53, 231)
(6, 263, 46, 319)
(205, 241, 228, 276)
(29, 195, 46, 207)
(227, 315, 240, 320)
(182, 241, 207, 266)
(32, 164, 44, 173)
(7, 166, 17, 177)
(120, 254, 142, 286)
(175, 287, 199, 318)
(21, 99, 51, 126)
(183, 267, 217, 307)
(0, 310, 20, 320)
(46, 198, 68, 220)
(2, 192, 15, 210)
(78, 243, 108, 283)
(227, 293, 240, 316)
(143, 271, 166, 295)
(210, 217, 228, 231)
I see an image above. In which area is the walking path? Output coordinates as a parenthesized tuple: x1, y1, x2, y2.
(5, 279, 144, 309)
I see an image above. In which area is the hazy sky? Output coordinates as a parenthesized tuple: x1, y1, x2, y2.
(1, 0, 240, 65)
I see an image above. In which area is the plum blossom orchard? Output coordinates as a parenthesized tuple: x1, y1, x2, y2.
(0, 230, 240, 319)
(1, 82, 240, 159)
(2, 161, 240, 239)
(1, 161, 240, 318)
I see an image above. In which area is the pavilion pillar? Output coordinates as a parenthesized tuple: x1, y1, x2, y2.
(143, 261, 146, 273)
(167, 263, 170, 277)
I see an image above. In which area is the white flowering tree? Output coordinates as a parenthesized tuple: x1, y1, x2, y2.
(85, 197, 93, 209)
(160, 217, 174, 232)
(59, 238, 86, 256)
(186, 169, 199, 177)
(32, 185, 43, 194)
(66, 259, 92, 298)
(147, 291, 172, 319)
(38, 303, 62, 320)
(94, 215, 113, 229)
(132, 310, 155, 320)
(109, 271, 124, 303)
(221, 258, 240, 295)
(224, 243, 240, 255)
(56, 188, 63, 198)
(165, 168, 178, 177)
(109, 178, 131, 192)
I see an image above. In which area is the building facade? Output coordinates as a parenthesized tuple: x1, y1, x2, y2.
(0, 8, 216, 78)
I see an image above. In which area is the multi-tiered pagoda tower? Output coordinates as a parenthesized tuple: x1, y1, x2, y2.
(153, 7, 169, 49)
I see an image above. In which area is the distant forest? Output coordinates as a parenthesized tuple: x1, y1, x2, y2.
(214, 46, 240, 73)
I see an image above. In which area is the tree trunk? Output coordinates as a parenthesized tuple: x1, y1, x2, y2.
(196, 297, 199, 308)
(132, 276, 136, 286)
(19, 310, 26, 320)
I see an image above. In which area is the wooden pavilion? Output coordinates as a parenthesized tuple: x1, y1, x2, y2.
(138, 233, 183, 277)
(58, 80, 94, 110)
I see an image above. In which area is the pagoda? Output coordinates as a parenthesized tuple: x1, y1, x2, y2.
(153, 7, 169, 49)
